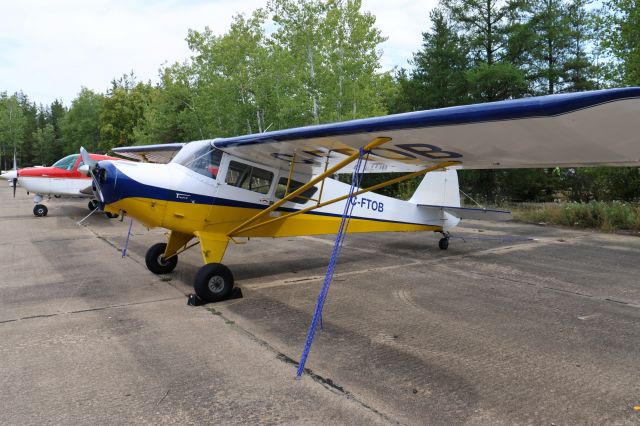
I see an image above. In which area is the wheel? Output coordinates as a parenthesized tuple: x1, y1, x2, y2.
(438, 237, 449, 250)
(33, 204, 48, 217)
(194, 263, 234, 303)
(145, 243, 178, 274)
(88, 199, 99, 211)
(105, 212, 118, 219)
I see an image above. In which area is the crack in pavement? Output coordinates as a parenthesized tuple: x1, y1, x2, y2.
(0, 297, 184, 324)
(202, 306, 400, 425)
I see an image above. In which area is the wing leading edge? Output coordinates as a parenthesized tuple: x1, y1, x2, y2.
(212, 87, 640, 173)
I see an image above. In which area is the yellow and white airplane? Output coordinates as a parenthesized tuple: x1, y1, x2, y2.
(82, 88, 640, 303)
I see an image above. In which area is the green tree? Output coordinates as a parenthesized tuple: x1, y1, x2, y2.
(33, 124, 56, 165)
(527, 0, 572, 94)
(320, 0, 388, 121)
(269, 0, 326, 124)
(599, 0, 640, 85)
(61, 88, 104, 154)
(409, 8, 469, 109)
(564, 0, 599, 91)
(443, 0, 529, 101)
(0, 93, 27, 170)
(99, 73, 154, 150)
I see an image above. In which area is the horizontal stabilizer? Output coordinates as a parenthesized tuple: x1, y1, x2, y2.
(419, 204, 512, 221)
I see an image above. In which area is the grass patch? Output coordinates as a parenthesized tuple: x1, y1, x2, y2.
(512, 201, 640, 232)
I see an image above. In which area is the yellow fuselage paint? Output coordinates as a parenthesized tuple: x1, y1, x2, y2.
(106, 197, 441, 238)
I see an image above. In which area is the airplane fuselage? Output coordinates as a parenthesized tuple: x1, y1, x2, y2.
(17, 167, 91, 197)
(96, 151, 456, 239)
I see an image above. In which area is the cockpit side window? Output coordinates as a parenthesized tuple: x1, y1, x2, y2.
(275, 177, 318, 204)
(52, 154, 79, 171)
(226, 161, 274, 195)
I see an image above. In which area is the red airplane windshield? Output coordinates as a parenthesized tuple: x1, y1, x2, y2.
(52, 154, 79, 170)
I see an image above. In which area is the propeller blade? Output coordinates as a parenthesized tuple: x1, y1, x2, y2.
(79, 147, 104, 203)
(80, 146, 92, 168)
(12, 177, 16, 198)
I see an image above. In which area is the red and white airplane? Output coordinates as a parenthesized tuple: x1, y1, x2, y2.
(0, 152, 120, 217)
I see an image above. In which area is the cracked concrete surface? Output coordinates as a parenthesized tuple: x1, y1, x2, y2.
(1, 189, 640, 425)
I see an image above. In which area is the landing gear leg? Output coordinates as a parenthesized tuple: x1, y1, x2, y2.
(145, 243, 178, 274)
(144, 231, 193, 275)
(193, 233, 232, 303)
(438, 231, 450, 250)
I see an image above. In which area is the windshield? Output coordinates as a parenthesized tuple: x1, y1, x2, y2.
(52, 154, 78, 171)
(171, 141, 222, 179)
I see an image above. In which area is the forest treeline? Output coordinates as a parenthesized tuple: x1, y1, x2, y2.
(1, 0, 639, 203)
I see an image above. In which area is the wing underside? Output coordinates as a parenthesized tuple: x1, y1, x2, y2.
(211, 88, 640, 174)
(111, 143, 186, 164)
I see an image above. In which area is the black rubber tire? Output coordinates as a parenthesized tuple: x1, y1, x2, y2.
(33, 204, 48, 217)
(145, 243, 178, 274)
(88, 200, 99, 211)
(105, 212, 118, 219)
(194, 263, 234, 303)
(438, 237, 449, 250)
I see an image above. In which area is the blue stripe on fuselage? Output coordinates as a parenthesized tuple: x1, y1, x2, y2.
(96, 161, 429, 226)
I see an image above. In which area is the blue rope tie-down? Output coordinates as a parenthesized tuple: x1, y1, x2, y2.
(121, 217, 134, 258)
(296, 147, 370, 378)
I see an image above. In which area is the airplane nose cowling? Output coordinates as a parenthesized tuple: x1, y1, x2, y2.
(93, 161, 115, 206)
(0, 170, 17, 180)
(94, 160, 133, 208)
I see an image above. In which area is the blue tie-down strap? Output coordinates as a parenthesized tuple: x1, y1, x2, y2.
(296, 148, 369, 378)
(121, 217, 134, 258)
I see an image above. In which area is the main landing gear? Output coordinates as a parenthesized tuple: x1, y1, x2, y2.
(144, 234, 234, 304)
(193, 263, 235, 302)
(33, 204, 48, 217)
(438, 232, 450, 250)
(145, 243, 178, 274)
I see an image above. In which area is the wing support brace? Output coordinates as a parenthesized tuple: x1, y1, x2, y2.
(226, 136, 392, 237)
(228, 158, 462, 237)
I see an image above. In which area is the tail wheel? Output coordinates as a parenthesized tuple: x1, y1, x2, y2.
(194, 263, 234, 303)
(33, 204, 48, 217)
(105, 212, 118, 219)
(145, 243, 178, 274)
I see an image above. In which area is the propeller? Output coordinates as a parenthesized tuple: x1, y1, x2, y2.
(12, 150, 17, 198)
(80, 146, 104, 203)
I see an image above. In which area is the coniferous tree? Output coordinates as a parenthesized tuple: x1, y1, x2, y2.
(410, 8, 469, 109)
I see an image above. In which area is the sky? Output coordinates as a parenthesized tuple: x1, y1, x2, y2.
(0, 0, 438, 107)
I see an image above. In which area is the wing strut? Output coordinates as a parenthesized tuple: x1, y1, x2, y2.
(226, 136, 392, 237)
(229, 159, 460, 237)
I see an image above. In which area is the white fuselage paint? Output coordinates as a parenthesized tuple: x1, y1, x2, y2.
(110, 152, 460, 230)
(18, 176, 91, 198)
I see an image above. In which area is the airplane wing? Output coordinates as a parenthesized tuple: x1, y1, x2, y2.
(212, 88, 640, 174)
(111, 143, 185, 164)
